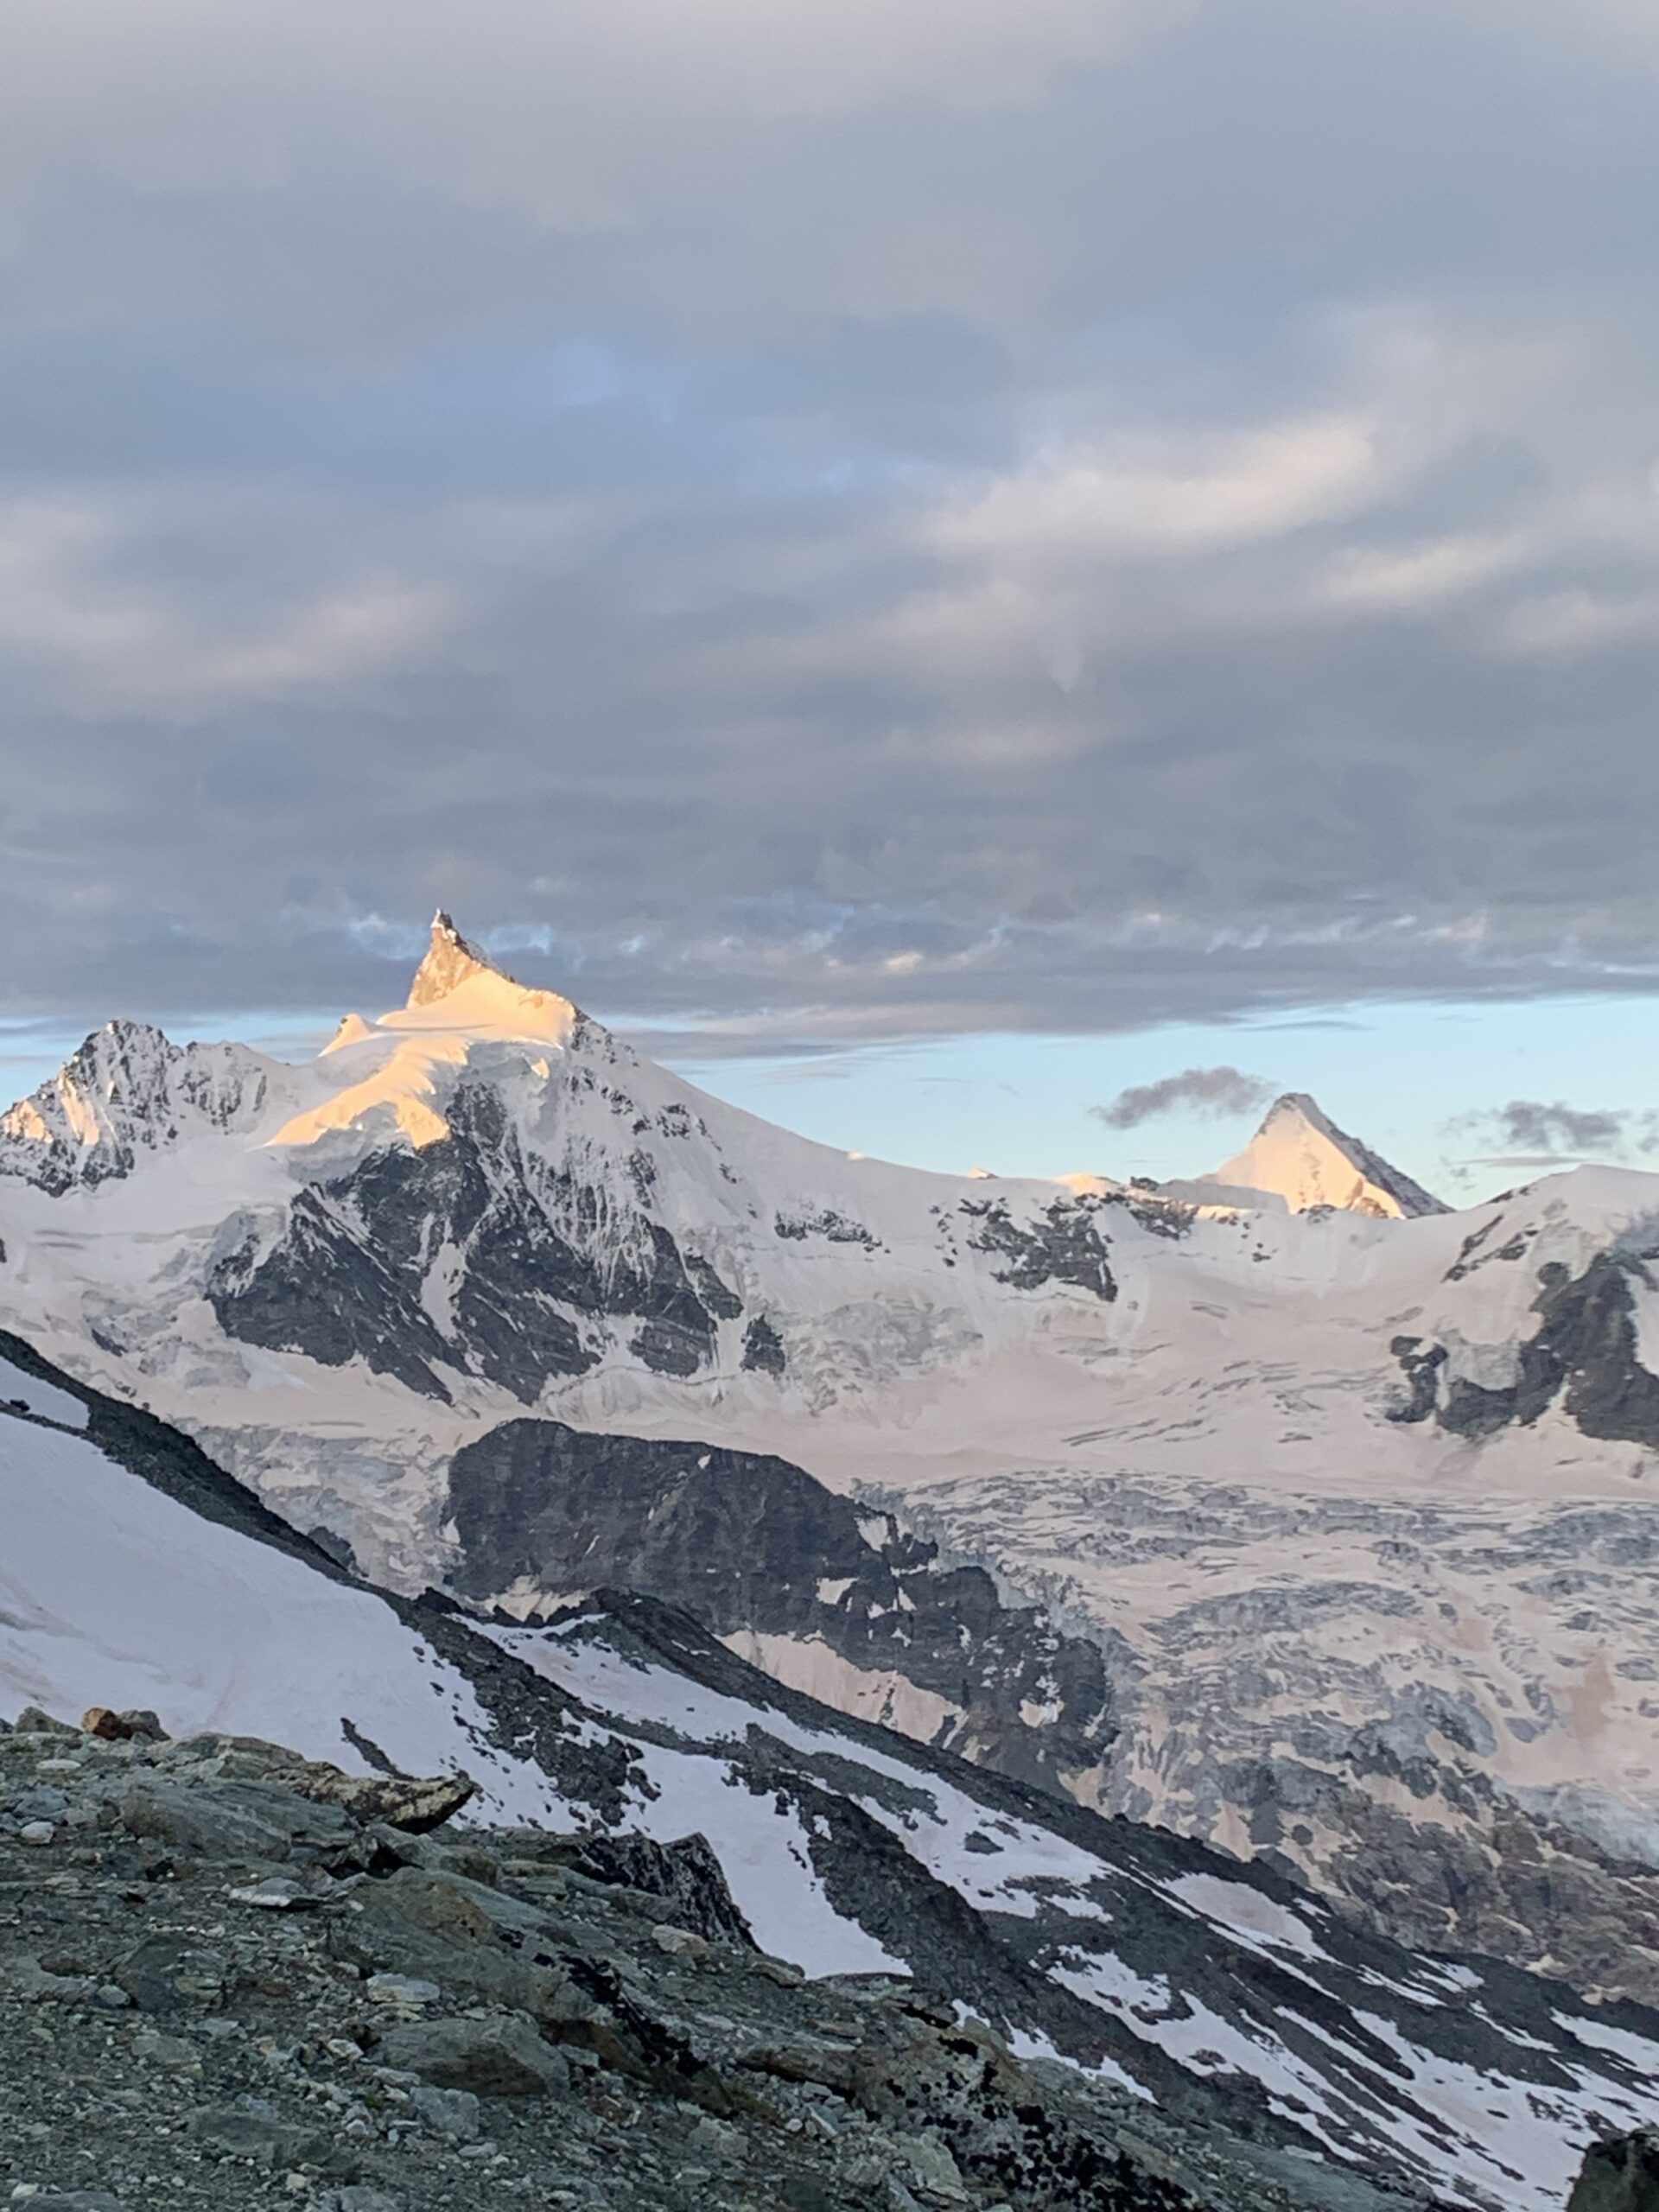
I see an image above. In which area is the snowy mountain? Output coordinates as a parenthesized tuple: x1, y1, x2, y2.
(0, 916, 1656, 2019)
(4, 1328, 1659, 2212)
(1205, 1091, 1449, 1218)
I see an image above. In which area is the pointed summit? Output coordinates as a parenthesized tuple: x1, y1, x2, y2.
(1211, 1092, 1447, 1219)
(406, 911, 505, 1008)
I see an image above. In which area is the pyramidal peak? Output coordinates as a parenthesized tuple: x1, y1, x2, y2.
(1211, 1090, 1448, 1220)
(405, 910, 506, 1008)
(385, 912, 587, 1042)
(271, 916, 594, 1153)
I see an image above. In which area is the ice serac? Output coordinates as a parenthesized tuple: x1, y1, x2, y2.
(1211, 1090, 1448, 1219)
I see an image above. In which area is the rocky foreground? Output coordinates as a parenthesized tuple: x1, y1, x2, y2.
(0, 1706, 1457, 2212)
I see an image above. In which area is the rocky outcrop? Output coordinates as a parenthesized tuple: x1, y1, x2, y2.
(1569, 2131, 1659, 2212)
(1389, 1249, 1659, 1450)
(0, 1022, 276, 1194)
(446, 1416, 1116, 1792)
(0, 1711, 1435, 2212)
(958, 1194, 1120, 1300)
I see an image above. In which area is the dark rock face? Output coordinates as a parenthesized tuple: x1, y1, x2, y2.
(207, 1077, 746, 1402)
(209, 1186, 461, 1402)
(1569, 2130, 1659, 2212)
(958, 1196, 1119, 1301)
(773, 1207, 882, 1249)
(537, 1832, 758, 1948)
(446, 1418, 1116, 1794)
(1389, 1249, 1659, 1450)
(741, 1313, 787, 1375)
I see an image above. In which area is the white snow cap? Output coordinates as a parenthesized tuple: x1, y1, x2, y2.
(1211, 1091, 1447, 1219)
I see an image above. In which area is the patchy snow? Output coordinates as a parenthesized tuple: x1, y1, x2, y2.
(4, 1371, 1659, 2212)
(1161, 1874, 1327, 1962)
(1551, 2007, 1659, 2071)
(0, 1353, 87, 1429)
(718, 1629, 962, 1743)
(625, 1739, 904, 1979)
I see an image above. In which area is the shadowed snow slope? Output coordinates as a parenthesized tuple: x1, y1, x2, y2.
(0, 920, 1655, 2008)
(3, 1333, 1659, 2212)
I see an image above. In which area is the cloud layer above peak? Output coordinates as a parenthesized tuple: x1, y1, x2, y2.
(3, 0, 1659, 1044)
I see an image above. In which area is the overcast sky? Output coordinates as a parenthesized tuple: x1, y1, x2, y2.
(4, 1, 1659, 1185)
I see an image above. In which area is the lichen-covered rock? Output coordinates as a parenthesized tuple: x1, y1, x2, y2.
(1569, 2131, 1659, 2212)
(0, 1719, 1438, 2212)
(264, 1764, 475, 1834)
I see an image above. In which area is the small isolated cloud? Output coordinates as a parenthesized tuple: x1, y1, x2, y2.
(1494, 1099, 1633, 1154)
(1094, 1065, 1274, 1131)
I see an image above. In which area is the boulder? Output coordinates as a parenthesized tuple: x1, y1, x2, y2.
(80, 1707, 167, 1742)
(408, 2083, 481, 2140)
(375, 2012, 569, 2097)
(12, 1707, 77, 1736)
(1569, 2130, 1659, 2212)
(117, 1777, 360, 1866)
(185, 2100, 332, 2167)
(113, 1936, 229, 2014)
(267, 1762, 476, 1834)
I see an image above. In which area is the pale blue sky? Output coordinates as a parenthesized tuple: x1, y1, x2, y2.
(672, 993, 1659, 1199)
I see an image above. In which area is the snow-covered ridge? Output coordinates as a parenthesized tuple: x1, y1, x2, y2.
(0, 1020, 282, 1195)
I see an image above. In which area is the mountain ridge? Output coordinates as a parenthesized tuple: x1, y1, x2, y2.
(0, 920, 1655, 2022)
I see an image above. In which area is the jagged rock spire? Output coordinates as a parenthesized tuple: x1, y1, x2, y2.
(405, 912, 502, 1008)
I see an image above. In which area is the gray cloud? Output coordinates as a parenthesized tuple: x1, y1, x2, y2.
(1094, 1065, 1274, 1130)
(4, 3, 1659, 1050)
(1445, 1100, 1659, 1165)
(1493, 1101, 1632, 1154)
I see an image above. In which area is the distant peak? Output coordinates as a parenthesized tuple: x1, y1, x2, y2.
(1213, 1090, 1448, 1219)
(406, 912, 508, 1008)
(1259, 1091, 1336, 1135)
